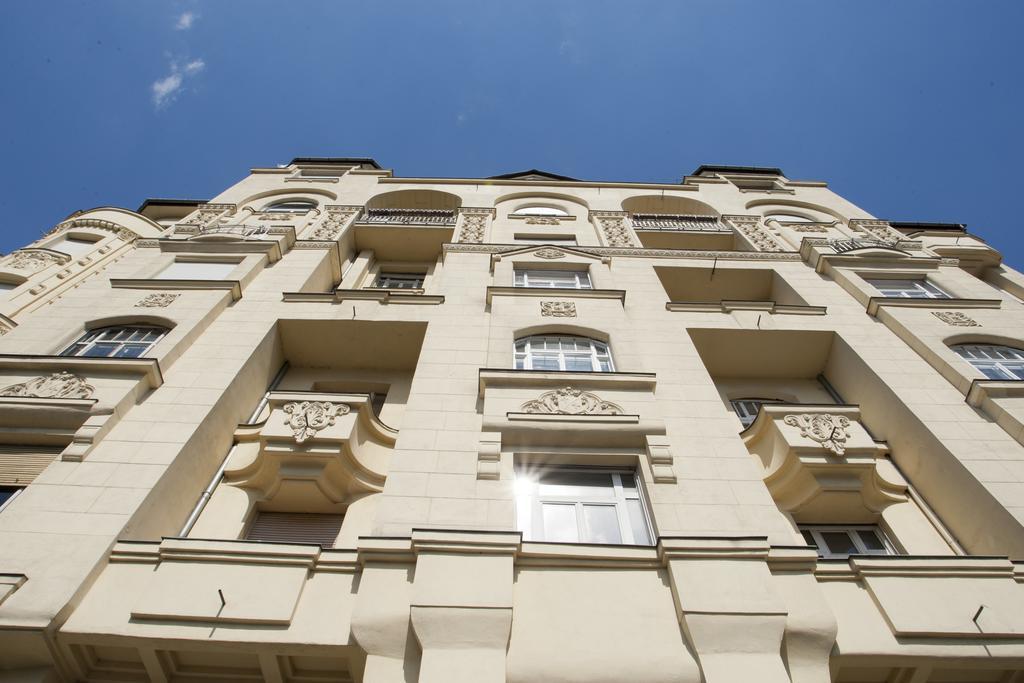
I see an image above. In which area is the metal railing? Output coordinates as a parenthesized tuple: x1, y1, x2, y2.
(829, 238, 897, 253)
(358, 208, 457, 226)
(630, 214, 728, 232)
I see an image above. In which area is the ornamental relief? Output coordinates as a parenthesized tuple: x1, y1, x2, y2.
(5, 250, 70, 272)
(283, 400, 349, 443)
(848, 219, 904, 243)
(931, 311, 980, 327)
(457, 210, 492, 244)
(0, 372, 95, 399)
(306, 206, 360, 241)
(725, 216, 786, 253)
(524, 216, 561, 225)
(521, 387, 623, 415)
(591, 211, 635, 247)
(183, 204, 236, 227)
(783, 413, 851, 455)
(135, 292, 180, 308)
(540, 301, 576, 317)
(534, 248, 566, 259)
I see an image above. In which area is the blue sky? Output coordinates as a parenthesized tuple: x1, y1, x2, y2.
(2, 1, 1022, 263)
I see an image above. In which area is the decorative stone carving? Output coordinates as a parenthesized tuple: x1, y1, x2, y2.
(724, 215, 786, 252)
(932, 311, 980, 327)
(306, 205, 360, 241)
(135, 292, 180, 308)
(848, 219, 904, 243)
(183, 203, 236, 227)
(788, 225, 829, 233)
(591, 211, 635, 247)
(457, 208, 493, 244)
(521, 387, 623, 415)
(5, 250, 69, 272)
(534, 248, 566, 259)
(135, 239, 161, 248)
(45, 218, 140, 242)
(0, 372, 95, 399)
(283, 401, 349, 443)
(540, 301, 576, 317)
(783, 413, 851, 455)
(525, 216, 561, 225)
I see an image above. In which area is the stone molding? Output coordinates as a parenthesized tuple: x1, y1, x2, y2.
(590, 211, 636, 247)
(304, 205, 362, 241)
(539, 301, 576, 317)
(134, 292, 180, 308)
(723, 215, 787, 252)
(0, 371, 95, 399)
(47, 217, 140, 242)
(520, 386, 623, 415)
(456, 207, 495, 244)
(3, 249, 71, 273)
(444, 242, 801, 261)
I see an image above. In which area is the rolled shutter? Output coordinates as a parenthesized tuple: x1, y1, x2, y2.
(0, 447, 61, 486)
(244, 512, 343, 547)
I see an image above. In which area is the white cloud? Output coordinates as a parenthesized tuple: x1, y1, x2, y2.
(151, 58, 205, 108)
(175, 11, 197, 30)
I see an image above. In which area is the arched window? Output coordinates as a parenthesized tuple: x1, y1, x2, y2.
(60, 325, 167, 358)
(514, 335, 613, 372)
(512, 205, 570, 217)
(264, 200, 316, 214)
(953, 344, 1024, 380)
(765, 213, 814, 223)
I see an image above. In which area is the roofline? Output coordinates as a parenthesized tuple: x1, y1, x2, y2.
(692, 164, 785, 177)
(136, 198, 208, 212)
(888, 221, 967, 231)
(488, 169, 580, 182)
(289, 157, 382, 169)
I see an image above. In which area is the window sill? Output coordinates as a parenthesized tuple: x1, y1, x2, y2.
(282, 289, 444, 305)
(110, 278, 243, 302)
(666, 300, 826, 315)
(158, 234, 289, 262)
(486, 286, 626, 304)
(478, 368, 657, 396)
(866, 296, 1001, 316)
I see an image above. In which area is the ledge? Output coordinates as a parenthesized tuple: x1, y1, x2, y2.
(478, 368, 657, 396)
(110, 278, 242, 301)
(157, 236, 286, 262)
(0, 355, 162, 389)
(866, 296, 1001, 316)
(282, 289, 445, 305)
(666, 300, 826, 315)
(486, 286, 626, 304)
(446, 242, 802, 261)
(506, 411, 640, 424)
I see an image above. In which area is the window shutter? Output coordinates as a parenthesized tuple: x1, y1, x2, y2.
(0, 448, 61, 486)
(244, 512, 343, 547)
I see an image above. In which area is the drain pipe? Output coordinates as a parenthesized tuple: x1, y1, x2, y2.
(178, 362, 289, 536)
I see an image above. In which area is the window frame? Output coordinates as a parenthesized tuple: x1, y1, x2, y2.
(866, 278, 952, 299)
(953, 344, 1024, 380)
(730, 397, 784, 429)
(514, 335, 614, 372)
(511, 205, 571, 217)
(59, 325, 168, 359)
(799, 524, 896, 559)
(513, 269, 592, 289)
(263, 200, 317, 214)
(515, 465, 653, 546)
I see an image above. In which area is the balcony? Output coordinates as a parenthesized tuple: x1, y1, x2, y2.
(829, 238, 899, 253)
(630, 214, 727, 231)
(356, 208, 456, 226)
(630, 213, 735, 250)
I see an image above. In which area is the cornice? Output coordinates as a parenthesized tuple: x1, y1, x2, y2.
(485, 286, 626, 305)
(0, 354, 162, 389)
(866, 296, 1002, 317)
(377, 176, 699, 192)
(478, 368, 657, 397)
(110, 278, 243, 302)
(282, 290, 445, 305)
(445, 242, 801, 261)
(666, 300, 827, 315)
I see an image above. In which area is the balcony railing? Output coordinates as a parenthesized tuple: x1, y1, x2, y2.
(630, 214, 728, 232)
(830, 238, 898, 253)
(195, 224, 268, 238)
(358, 208, 457, 226)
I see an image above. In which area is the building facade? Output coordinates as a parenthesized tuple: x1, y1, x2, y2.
(0, 159, 1023, 682)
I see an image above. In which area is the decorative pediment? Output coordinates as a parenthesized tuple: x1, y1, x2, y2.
(520, 387, 623, 415)
(491, 244, 607, 265)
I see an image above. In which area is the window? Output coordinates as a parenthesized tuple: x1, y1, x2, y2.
(0, 486, 23, 512)
(374, 272, 425, 289)
(954, 344, 1024, 380)
(512, 206, 570, 217)
(866, 278, 951, 299)
(514, 269, 592, 289)
(514, 235, 578, 246)
(516, 466, 652, 545)
(244, 511, 343, 547)
(51, 236, 98, 256)
(765, 213, 813, 223)
(264, 200, 316, 214)
(60, 326, 167, 358)
(514, 335, 613, 372)
(156, 260, 237, 280)
(731, 398, 784, 429)
(799, 525, 894, 559)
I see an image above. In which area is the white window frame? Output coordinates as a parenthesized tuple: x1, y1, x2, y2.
(765, 213, 814, 223)
(264, 200, 317, 214)
(374, 272, 425, 289)
(866, 278, 951, 299)
(799, 525, 895, 559)
(60, 325, 167, 358)
(514, 269, 592, 289)
(512, 205, 570, 217)
(514, 335, 613, 372)
(515, 466, 653, 546)
(730, 398, 784, 429)
(954, 344, 1024, 380)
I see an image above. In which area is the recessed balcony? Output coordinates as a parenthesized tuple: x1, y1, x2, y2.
(631, 213, 736, 250)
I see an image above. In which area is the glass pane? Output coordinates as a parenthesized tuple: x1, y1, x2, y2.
(582, 505, 622, 544)
(531, 356, 561, 371)
(563, 356, 594, 372)
(625, 499, 651, 545)
(800, 529, 817, 549)
(83, 343, 118, 357)
(856, 529, 887, 552)
(979, 364, 1013, 380)
(819, 531, 858, 556)
(541, 503, 579, 542)
(538, 471, 614, 497)
(620, 473, 636, 492)
(114, 345, 147, 358)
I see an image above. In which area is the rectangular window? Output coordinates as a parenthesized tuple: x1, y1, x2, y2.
(514, 235, 578, 246)
(374, 272, 425, 289)
(515, 466, 652, 545)
(866, 278, 951, 299)
(244, 511, 344, 547)
(157, 260, 237, 280)
(799, 525, 895, 559)
(514, 269, 592, 289)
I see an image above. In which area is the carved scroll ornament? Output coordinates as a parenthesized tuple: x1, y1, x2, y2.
(931, 311, 980, 327)
(540, 301, 576, 317)
(534, 248, 566, 259)
(135, 292, 179, 308)
(521, 387, 623, 415)
(283, 400, 349, 443)
(783, 413, 851, 455)
(0, 372, 95, 399)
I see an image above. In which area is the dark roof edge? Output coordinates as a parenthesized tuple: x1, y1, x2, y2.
(136, 198, 208, 212)
(289, 157, 382, 169)
(888, 221, 967, 231)
(692, 164, 785, 177)
(487, 168, 580, 182)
